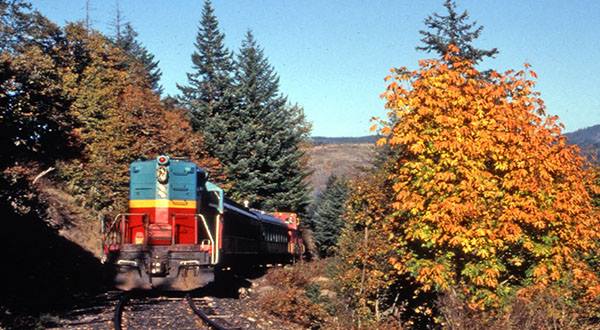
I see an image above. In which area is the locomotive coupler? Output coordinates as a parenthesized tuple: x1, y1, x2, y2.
(147, 255, 169, 276)
(149, 261, 167, 275)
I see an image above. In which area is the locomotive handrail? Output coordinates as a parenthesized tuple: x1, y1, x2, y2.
(170, 213, 216, 264)
(170, 213, 199, 245)
(215, 214, 221, 264)
(196, 214, 216, 264)
(103, 213, 148, 246)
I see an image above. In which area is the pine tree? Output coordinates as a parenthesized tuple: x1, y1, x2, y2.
(417, 0, 497, 63)
(114, 22, 163, 94)
(312, 175, 348, 257)
(177, 0, 235, 159)
(228, 31, 311, 215)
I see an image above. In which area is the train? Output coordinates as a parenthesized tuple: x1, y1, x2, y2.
(102, 155, 304, 291)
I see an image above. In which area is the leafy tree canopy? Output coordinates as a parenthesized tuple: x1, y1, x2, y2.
(373, 46, 600, 310)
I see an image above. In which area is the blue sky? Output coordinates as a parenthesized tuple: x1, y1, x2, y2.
(31, 1, 600, 136)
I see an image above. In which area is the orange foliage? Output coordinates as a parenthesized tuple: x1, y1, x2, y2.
(337, 171, 397, 316)
(377, 46, 600, 308)
(119, 85, 223, 183)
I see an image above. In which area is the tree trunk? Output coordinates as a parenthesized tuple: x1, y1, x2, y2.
(300, 226, 320, 260)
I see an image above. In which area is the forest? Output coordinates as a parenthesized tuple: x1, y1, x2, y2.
(1, 0, 599, 329)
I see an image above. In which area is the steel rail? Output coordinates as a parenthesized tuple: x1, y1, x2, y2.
(185, 294, 237, 330)
(113, 292, 130, 330)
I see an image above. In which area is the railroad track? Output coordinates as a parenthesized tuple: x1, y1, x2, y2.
(185, 294, 240, 330)
(113, 292, 239, 330)
(113, 292, 129, 330)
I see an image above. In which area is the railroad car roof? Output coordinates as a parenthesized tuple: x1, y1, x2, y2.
(223, 197, 289, 228)
(253, 211, 290, 228)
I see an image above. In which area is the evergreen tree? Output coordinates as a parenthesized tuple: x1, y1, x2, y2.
(313, 175, 349, 257)
(417, 0, 497, 63)
(177, 0, 235, 159)
(228, 31, 311, 215)
(114, 22, 163, 94)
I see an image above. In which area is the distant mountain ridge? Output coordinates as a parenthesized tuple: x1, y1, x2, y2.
(310, 135, 378, 145)
(565, 124, 600, 146)
(565, 124, 600, 162)
(307, 126, 599, 193)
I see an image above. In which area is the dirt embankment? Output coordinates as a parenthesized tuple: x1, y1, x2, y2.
(39, 181, 103, 258)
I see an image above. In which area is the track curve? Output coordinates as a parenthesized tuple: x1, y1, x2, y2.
(113, 292, 238, 330)
(186, 293, 238, 330)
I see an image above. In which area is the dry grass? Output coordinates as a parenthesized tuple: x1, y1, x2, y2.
(255, 260, 354, 329)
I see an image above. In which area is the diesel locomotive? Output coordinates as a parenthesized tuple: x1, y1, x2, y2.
(102, 155, 304, 291)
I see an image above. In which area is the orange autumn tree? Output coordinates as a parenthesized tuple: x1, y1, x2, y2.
(376, 45, 600, 308)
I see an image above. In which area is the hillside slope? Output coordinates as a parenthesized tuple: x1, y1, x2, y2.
(310, 136, 378, 145)
(565, 124, 600, 145)
(306, 143, 375, 194)
(565, 124, 600, 162)
(305, 127, 600, 196)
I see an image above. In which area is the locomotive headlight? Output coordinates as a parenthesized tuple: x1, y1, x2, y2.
(157, 155, 169, 165)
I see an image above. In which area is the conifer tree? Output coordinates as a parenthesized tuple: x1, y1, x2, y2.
(228, 31, 311, 215)
(417, 0, 497, 63)
(177, 0, 235, 159)
(114, 22, 163, 94)
(312, 175, 349, 257)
